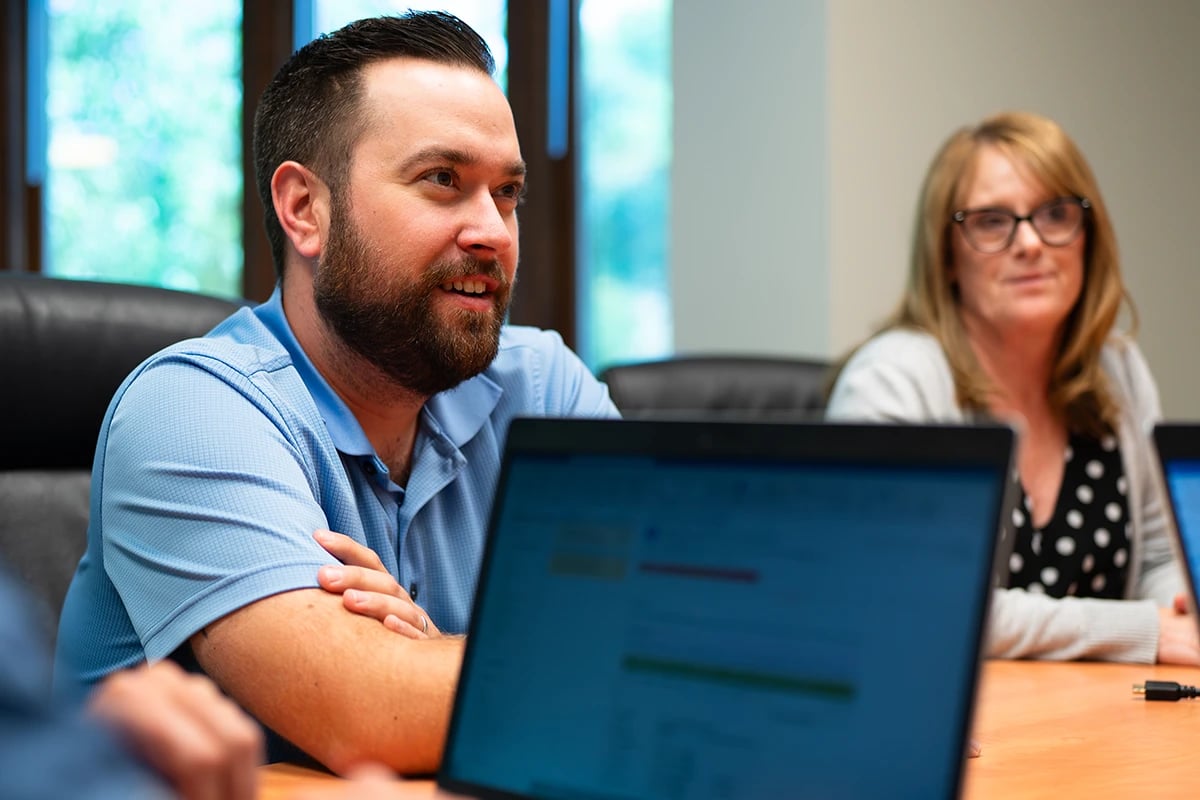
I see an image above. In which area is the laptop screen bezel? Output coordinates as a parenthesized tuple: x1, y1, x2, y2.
(1152, 423, 1200, 619)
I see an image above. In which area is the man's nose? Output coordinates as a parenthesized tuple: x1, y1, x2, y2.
(459, 191, 514, 254)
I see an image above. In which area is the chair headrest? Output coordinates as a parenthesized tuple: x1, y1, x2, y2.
(598, 355, 832, 419)
(0, 274, 242, 470)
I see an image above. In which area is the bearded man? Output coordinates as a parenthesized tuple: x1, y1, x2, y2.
(55, 11, 617, 776)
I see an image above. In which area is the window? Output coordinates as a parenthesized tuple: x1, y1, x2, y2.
(36, 0, 242, 297)
(311, 0, 671, 371)
(6, 1, 673, 365)
(577, 0, 671, 369)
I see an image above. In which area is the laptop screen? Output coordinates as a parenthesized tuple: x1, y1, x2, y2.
(441, 419, 1013, 799)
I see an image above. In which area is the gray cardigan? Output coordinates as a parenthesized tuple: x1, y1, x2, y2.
(827, 328, 1183, 662)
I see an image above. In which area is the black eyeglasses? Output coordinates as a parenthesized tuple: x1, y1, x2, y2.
(951, 196, 1090, 253)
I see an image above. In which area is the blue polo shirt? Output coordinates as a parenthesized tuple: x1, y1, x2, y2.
(55, 288, 617, 695)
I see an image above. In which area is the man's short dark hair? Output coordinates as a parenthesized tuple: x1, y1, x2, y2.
(253, 11, 495, 279)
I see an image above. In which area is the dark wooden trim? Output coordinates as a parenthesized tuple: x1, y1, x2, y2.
(241, 0, 296, 301)
(505, 0, 578, 348)
(23, 184, 40, 275)
(1, 0, 31, 272)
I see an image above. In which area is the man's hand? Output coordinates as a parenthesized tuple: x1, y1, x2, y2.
(314, 529, 441, 638)
(1157, 594, 1200, 666)
(86, 660, 263, 800)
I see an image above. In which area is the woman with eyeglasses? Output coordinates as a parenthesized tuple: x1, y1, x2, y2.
(827, 110, 1200, 665)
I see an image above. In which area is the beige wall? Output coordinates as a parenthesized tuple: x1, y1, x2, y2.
(675, 0, 1200, 415)
(672, 1, 829, 358)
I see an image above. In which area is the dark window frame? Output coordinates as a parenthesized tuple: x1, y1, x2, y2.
(1, 1, 35, 273)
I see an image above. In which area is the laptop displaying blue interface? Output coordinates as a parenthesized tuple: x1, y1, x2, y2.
(440, 418, 1014, 800)
(1152, 424, 1200, 615)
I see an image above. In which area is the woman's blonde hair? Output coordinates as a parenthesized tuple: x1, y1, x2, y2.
(877, 110, 1133, 436)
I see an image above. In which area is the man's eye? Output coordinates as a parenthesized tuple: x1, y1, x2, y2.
(497, 183, 525, 203)
(427, 169, 455, 187)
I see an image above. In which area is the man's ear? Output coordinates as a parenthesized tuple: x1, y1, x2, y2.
(272, 161, 329, 260)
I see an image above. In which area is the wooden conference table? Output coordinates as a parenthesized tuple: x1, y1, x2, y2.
(258, 659, 1200, 799)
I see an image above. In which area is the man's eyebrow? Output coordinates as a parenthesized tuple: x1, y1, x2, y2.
(400, 147, 527, 178)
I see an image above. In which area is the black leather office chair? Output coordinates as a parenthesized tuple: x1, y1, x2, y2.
(0, 273, 242, 641)
(597, 354, 832, 419)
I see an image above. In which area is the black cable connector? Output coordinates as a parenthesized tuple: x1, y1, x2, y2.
(1132, 680, 1200, 701)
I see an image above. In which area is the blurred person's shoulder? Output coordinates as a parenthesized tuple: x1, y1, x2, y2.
(848, 327, 948, 372)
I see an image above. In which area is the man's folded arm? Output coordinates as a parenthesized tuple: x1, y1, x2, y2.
(189, 587, 464, 776)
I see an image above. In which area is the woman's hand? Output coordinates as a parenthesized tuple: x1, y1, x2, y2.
(313, 529, 440, 638)
(1157, 594, 1200, 665)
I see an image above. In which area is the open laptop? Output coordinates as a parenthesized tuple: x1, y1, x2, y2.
(439, 418, 1015, 799)
(1151, 423, 1200, 615)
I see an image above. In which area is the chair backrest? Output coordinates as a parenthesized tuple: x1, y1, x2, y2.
(597, 354, 832, 419)
(0, 273, 242, 641)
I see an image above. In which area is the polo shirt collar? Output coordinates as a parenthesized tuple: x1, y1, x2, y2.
(255, 286, 504, 453)
(255, 287, 375, 458)
(424, 372, 503, 448)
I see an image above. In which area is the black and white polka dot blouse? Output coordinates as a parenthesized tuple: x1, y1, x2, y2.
(1002, 433, 1130, 599)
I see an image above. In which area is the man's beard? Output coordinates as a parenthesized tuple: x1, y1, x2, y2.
(313, 201, 513, 397)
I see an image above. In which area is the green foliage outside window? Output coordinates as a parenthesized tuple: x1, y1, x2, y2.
(578, 0, 672, 370)
(44, 1, 242, 297)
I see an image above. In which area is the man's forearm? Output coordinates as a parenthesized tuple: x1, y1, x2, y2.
(190, 588, 464, 775)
